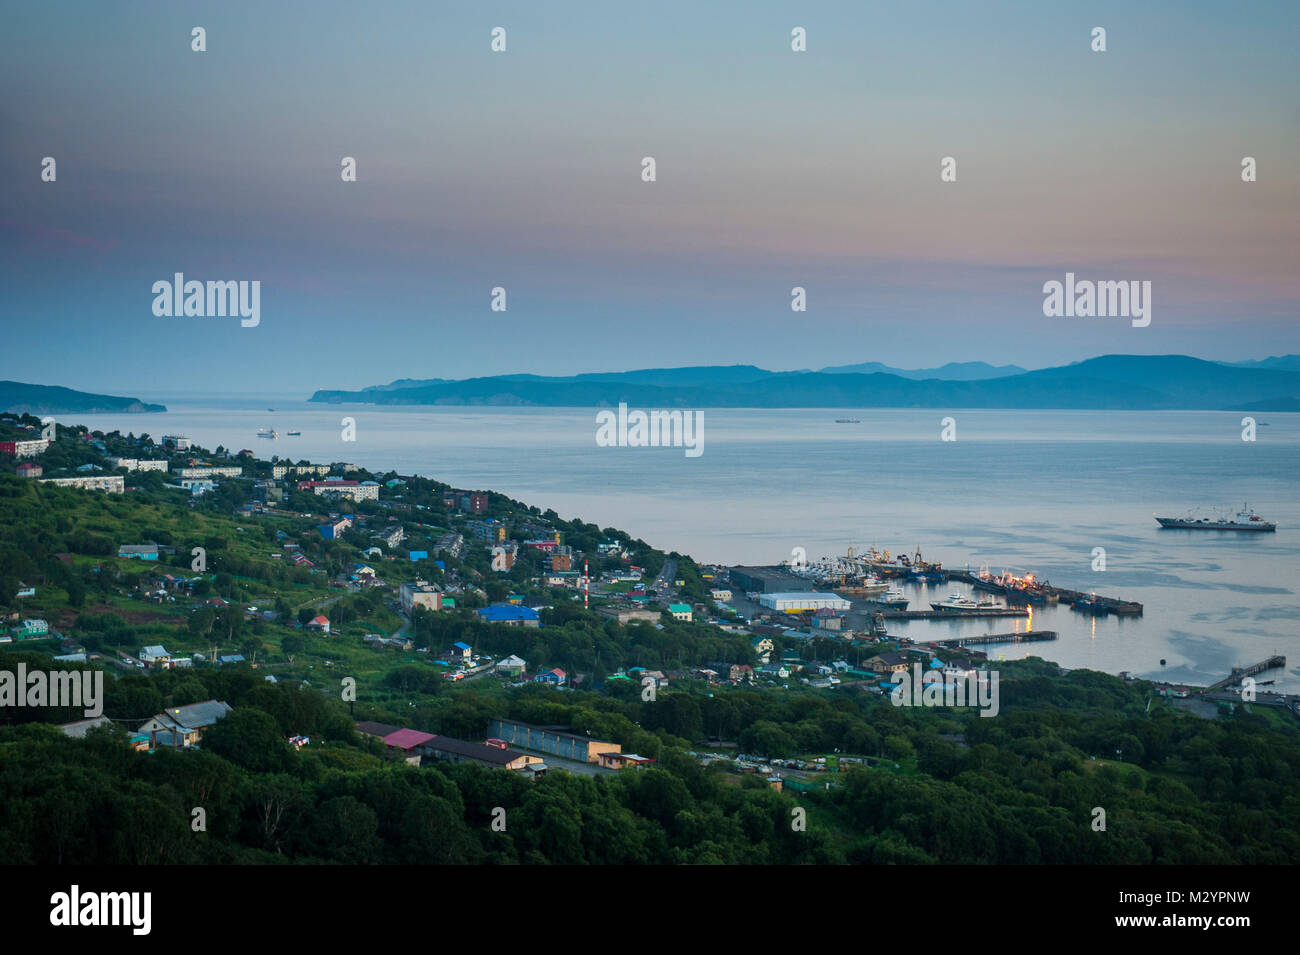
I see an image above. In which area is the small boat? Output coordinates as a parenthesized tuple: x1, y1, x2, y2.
(287, 430, 302, 436)
(835, 418, 861, 423)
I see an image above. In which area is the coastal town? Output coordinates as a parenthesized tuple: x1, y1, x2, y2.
(4, 410, 1294, 796)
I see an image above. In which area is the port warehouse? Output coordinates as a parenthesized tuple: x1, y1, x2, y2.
(488, 718, 621, 763)
(729, 566, 813, 594)
(757, 592, 853, 614)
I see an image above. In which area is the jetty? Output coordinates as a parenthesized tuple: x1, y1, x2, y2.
(881, 608, 1029, 620)
(1205, 656, 1286, 692)
(926, 629, 1057, 647)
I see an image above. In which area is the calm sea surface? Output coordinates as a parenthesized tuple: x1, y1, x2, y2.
(77, 398, 1300, 691)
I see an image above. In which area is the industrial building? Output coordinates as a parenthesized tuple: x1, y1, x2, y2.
(425, 735, 541, 772)
(488, 718, 621, 763)
(757, 591, 851, 613)
(729, 566, 812, 594)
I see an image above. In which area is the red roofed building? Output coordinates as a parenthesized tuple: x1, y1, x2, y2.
(307, 615, 330, 633)
(383, 728, 436, 765)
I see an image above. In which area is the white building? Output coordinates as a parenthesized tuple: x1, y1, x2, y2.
(710, 588, 733, 601)
(111, 457, 169, 472)
(161, 435, 191, 450)
(300, 480, 378, 501)
(2, 439, 52, 458)
(39, 475, 124, 493)
(176, 466, 244, 479)
(756, 591, 852, 614)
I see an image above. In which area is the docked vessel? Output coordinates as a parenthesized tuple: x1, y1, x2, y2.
(1001, 572, 1056, 605)
(1155, 504, 1275, 532)
(972, 567, 1007, 594)
(1070, 594, 1109, 615)
(867, 589, 909, 609)
(930, 593, 1000, 612)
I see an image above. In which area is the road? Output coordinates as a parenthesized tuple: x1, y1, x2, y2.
(652, 558, 678, 594)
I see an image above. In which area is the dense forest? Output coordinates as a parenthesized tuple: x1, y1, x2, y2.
(3, 650, 1298, 864)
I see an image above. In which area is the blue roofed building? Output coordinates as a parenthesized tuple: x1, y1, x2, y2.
(476, 604, 541, 628)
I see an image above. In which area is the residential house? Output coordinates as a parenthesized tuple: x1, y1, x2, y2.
(495, 654, 527, 677)
(139, 645, 174, 669)
(667, 603, 693, 622)
(533, 668, 566, 686)
(597, 752, 656, 770)
(866, 652, 911, 679)
(57, 716, 114, 738)
(306, 615, 330, 634)
(137, 699, 233, 749)
(118, 543, 160, 561)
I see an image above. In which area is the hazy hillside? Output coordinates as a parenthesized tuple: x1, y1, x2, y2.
(309, 355, 1300, 411)
(820, 360, 1028, 380)
(0, 381, 166, 415)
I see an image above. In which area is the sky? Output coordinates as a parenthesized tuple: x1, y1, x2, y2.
(2, 0, 1298, 396)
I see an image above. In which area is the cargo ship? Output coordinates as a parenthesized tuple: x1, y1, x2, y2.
(1155, 504, 1275, 532)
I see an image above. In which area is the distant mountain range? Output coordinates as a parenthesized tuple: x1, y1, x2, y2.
(819, 360, 1028, 380)
(309, 355, 1300, 411)
(0, 381, 166, 415)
